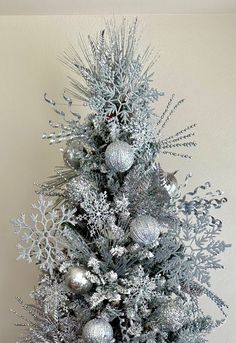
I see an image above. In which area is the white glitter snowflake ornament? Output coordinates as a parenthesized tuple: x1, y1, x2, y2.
(12, 195, 76, 274)
(32, 276, 69, 321)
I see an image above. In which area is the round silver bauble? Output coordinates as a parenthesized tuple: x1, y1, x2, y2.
(105, 140, 134, 172)
(156, 299, 186, 331)
(130, 215, 160, 246)
(82, 318, 113, 343)
(65, 175, 91, 206)
(63, 140, 84, 169)
(65, 266, 92, 294)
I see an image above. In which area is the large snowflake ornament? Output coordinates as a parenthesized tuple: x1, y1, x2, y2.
(164, 181, 230, 287)
(12, 195, 76, 274)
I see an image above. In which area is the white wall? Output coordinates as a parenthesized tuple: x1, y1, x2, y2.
(0, 15, 235, 343)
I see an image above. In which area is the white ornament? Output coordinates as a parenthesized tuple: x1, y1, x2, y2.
(105, 140, 134, 172)
(130, 215, 160, 246)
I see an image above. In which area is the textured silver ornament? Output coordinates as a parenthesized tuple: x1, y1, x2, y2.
(65, 175, 93, 206)
(105, 140, 134, 172)
(129, 215, 160, 246)
(82, 318, 113, 343)
(65, 266, 92, 294)
(156, 299, 187, 331)
(63, 140, 84, 169)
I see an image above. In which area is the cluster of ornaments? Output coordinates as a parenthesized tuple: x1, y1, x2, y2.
(62, 139, 180, 343)
(63, 138, 135, 174)
(64, 139, 178, 197)
(64, 267, 114, 342)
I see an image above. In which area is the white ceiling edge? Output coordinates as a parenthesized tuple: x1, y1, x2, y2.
(0, 0, 236, 15)
(1, 11, 236, 16)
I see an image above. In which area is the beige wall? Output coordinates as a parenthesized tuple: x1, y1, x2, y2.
(0, 15, 235, 342)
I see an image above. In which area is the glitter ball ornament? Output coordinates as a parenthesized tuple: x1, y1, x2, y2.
(105, 140, 134, 172)
(65, 266, 92, 294)
(156, 299, 187, 331)
(82, 318, 113, 343)
(63, 140, 84, 169)
(65, 175, 92, 206)
(130, 215, 160, 246)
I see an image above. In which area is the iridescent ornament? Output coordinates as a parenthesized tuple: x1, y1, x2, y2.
(65, 266, 92, 294)
(156, 299, 187, 331)
(82, 318, 113, 343)
(105, 140, 134, 172)
(63, 140, 84, 169)
(129, 215, 160, 246)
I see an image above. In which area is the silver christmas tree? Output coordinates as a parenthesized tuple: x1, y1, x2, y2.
(12, 18, 230, 343)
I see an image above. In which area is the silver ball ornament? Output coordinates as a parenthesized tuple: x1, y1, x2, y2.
(105, 140, 134, 172)
(65, 266, 92, 294)
(82, 318, 113, 343)
(65, 175, 92, 206)
(130, 215, 160, 246)
(63, 140, 84, 169)
(156, 299, 187, 331)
